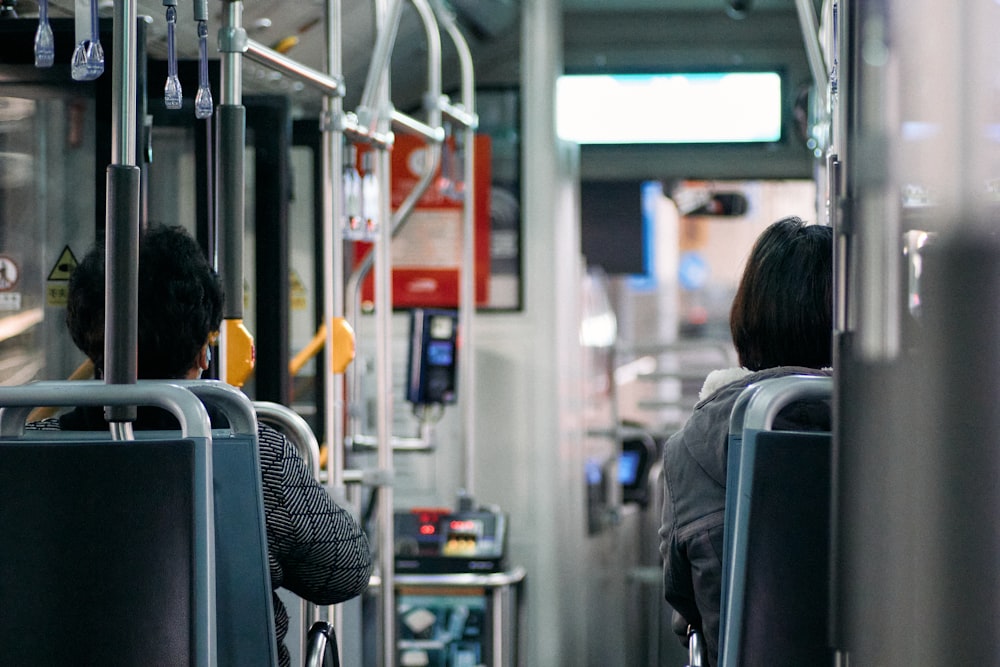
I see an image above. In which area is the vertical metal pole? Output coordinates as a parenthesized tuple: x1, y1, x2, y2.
(322, 0, 346, 503)
(321, 0, 348, 657)
(794, 0, 829, 93)
(217, 1, 250, 385)
(218, 0, 244, 291)
(104, 0, 140, 430)
(852, 0, 899, 361)
(447, 9, 478, 498)
(110, 0, 136, 168)
(459, 51, 476, 500)
(372, 3, 395, 663)
(375, 143, 396, 667)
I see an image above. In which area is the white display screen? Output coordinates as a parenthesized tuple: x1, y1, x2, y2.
(556, 72, 782, 144)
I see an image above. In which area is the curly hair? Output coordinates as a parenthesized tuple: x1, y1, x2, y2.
(729, 217, 833, 371)
(66, 224, 224, 379)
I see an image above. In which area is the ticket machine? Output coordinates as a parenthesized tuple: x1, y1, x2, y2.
(395, 508, 507, 574)
(406, 309, 459, 407)
(394, 507, 522, 667)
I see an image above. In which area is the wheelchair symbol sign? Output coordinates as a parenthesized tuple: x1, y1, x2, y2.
(0, 256, 19, 291)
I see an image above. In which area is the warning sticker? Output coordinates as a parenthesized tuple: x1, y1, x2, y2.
(0, 292, 20, 310)
(46, 283, 69, 307)
(47, 246, 78, 281)
(0, 255, 19, 292)
(46, 246, 79, 307)
(290, 269, 307, 311)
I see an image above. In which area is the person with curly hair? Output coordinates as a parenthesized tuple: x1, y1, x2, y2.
(30, 224, 372, 667)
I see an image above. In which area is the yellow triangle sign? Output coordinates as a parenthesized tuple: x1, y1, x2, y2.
(290, 269, 307, 311)
(47, 246, 78, 281)
(289, 269, 306, 293)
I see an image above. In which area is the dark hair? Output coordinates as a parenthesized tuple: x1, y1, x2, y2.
(66, 224, 224, 379)
(729, 217, 833, 371)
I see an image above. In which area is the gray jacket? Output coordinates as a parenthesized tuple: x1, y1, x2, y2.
(659, 366, 831, 666)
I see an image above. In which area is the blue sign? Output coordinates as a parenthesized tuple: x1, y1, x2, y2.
(679, 251, 710, 290)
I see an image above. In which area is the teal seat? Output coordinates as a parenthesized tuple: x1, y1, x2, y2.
(182, 381, 279, 667)
(0, 382, 215, 666)
(719, 375, 834, 667)
(0, 380, 280, 666)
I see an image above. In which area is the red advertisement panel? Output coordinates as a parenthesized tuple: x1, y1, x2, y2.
(354, 133, 492, 308)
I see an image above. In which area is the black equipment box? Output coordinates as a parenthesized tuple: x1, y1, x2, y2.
(394, 508, 507, 574)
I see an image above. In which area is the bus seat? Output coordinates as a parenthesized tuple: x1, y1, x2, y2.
(181, 381, 280, 667)
(719, 375, 833, 667)
(0, 382, 215, 666)
(719, 380, 766, 619)
(2, 379, 281, 667)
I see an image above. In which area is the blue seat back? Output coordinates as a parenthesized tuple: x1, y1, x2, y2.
(0, 437, 201, 665)
(719, 381, 767, 621)
(720, 375, 833, 667)
(169, 381, 280, 667)
(0, 382, 216, 666)
(209, 430, 278, 666)
(0, 380, 279, 667)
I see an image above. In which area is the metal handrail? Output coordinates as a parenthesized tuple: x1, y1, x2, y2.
(244, 38, 345, 98)
(431, 0, 478, 498)
(0, 380, 212, 439)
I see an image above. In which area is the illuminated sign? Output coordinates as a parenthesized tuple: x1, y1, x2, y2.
(556, 72, 782, 144)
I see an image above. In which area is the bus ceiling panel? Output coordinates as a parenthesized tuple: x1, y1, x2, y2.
(563, 0, 820, 9)
(564, 9, 811, 72)
(21, 1, 818, 115)
(26, 0, 518, 115)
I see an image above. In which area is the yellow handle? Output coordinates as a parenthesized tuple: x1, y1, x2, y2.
(223, 318, 255, 387)
(271, 35, 299, 54)
(289, 323, 327, 377)
(329, 317, 356, 375)
(288, 318, 356, 377)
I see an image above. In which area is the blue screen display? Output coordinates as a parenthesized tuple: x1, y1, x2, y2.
(427, 340, 454, 366)
(618, 450, 641, 485)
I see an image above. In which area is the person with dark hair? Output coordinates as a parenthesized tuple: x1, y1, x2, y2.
(29, 224, 372, 667)
(658, 216, 833, 666)
(64, 223, 225, 381)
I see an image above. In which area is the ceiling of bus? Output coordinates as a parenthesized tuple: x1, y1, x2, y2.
(18, 0, 822, 118)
